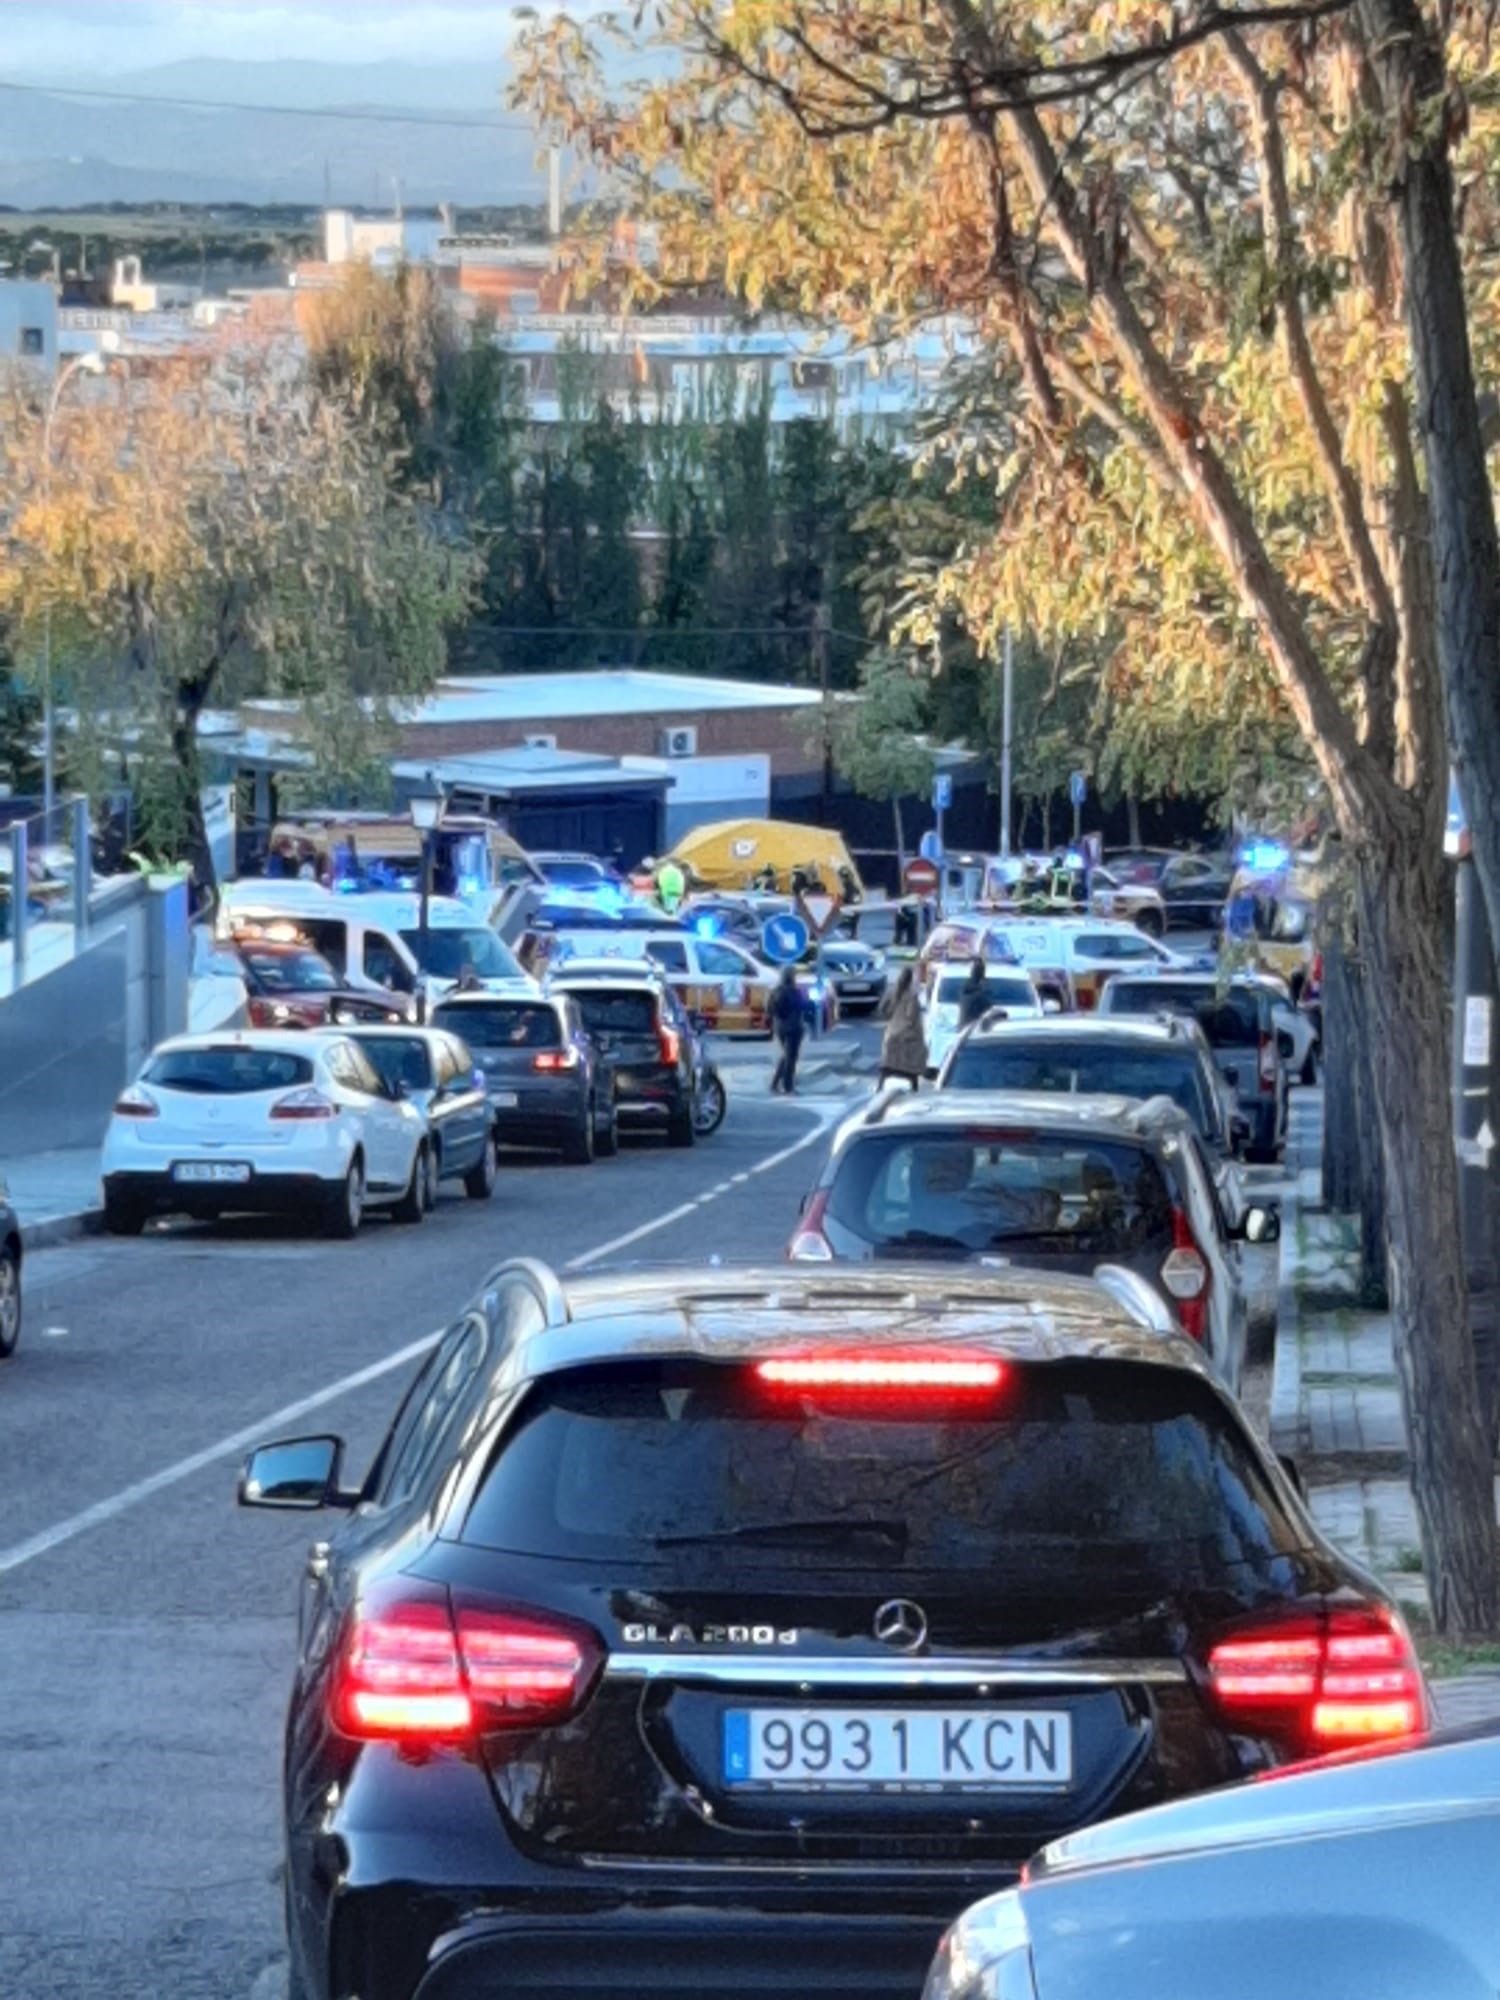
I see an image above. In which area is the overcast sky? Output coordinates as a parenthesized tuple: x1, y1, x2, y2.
(0, 1, 567, 75)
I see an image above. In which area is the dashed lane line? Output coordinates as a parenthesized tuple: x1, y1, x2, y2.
(0, 1107, 839, 1579)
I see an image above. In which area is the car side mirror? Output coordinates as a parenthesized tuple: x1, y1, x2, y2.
(1277, 1451, 1306, 1501)
(238, 1435, 349, 1511)
(1240, 1204, 1281, 1246)
(387, 1077, 410, 1103)
(1223, 1065, 1241, 1088)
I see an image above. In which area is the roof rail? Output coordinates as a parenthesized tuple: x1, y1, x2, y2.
(865, 1083, 915, 1125)
(1093, 1263, 1177, 1335)
(1122, 1092, 1184, 1130)
(480, 1256, 570, 1330)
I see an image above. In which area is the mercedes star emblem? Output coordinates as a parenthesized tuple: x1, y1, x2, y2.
(873, 1598, 928, 1653)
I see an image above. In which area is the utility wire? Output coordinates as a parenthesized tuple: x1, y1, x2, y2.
(0, 75, 537, 133)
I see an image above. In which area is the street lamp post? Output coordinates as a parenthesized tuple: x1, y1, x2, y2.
(408, 773, 446, 1006)
(40, 350, 111, 827)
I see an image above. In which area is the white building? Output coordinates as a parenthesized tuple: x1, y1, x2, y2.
(498, 313, 973, 436)
(0, 279, 58, 374)
(323, 209, 445, 269)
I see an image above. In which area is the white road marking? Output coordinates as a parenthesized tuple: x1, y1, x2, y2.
(0, 1107, 840, 1578)
(0, 1329, 440, 1579)
(42, 1325, 69, 1339)
(563, 1107, 837, 1270)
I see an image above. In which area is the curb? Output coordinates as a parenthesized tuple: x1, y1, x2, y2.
(20, 1206, 103, 1251)
(1268, 1190, 1305, 1454)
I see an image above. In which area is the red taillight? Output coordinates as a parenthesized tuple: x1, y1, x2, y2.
(1259, 1032, 1278, 1090)
(113, 1086, 159, 1119)
(787, 1188, 833, 1262)
(333, 1593, 599, 1742)
(269, 1087, 339, 1121)
(658, 1023, 681, 1066)
(533, 1048, 579, 1072)
(1162, 1206, 1209, 1341)
(1208, 1606, 1426, 1755)
(757, 1354, 1003, 1392)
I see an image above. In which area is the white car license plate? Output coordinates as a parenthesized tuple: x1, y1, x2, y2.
(489, 1091, 519, 1109)
(723, 1707, 1072, 1790)
(172, 1162, 251, 1185)
(841, 981, 873, 995)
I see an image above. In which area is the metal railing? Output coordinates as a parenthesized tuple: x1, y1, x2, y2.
(0, 796, 93, 996)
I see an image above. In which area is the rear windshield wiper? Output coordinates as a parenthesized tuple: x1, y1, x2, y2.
(655, 1517, 909, 1551)
(873, 1230, 973, 1253)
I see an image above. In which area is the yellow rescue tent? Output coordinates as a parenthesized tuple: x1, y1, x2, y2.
(666, 818, 863, 895)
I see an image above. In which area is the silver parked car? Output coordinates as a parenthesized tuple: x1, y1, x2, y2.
(923, 1724, 1496, 2000)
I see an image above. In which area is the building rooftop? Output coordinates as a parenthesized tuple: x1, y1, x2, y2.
(242, 669, 824, 731)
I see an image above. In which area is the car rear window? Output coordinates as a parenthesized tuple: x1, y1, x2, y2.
(355, 1035, 434, 1092)
(434, 1002, 562, 1049)
(143, 1048, 314, 1094)
(1107, 982, 1261, 1044)
(826, 1130, 1174, 1257)
(934, 974, 1036, 1009)
(462, 1358, 1301, 1589)
(946, 1041, 1213, 1135)
(566, 989, 660, 1036)
(1072, 931, 1162, 963)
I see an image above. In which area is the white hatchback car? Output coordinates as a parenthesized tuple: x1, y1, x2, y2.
(100, 1032, 428, 1238)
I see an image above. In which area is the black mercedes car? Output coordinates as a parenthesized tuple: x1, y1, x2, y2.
(241, 1261, 1424, 2000)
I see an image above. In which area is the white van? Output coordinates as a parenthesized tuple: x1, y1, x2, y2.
(218, 882, 535, 1012)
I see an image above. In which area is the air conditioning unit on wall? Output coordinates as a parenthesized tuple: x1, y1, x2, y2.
(660, 725, 698, 757)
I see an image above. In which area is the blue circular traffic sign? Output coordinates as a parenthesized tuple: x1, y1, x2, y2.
(760, 912, 810, 965)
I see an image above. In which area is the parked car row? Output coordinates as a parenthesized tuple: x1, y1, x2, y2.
(99, 966, 725, 1239)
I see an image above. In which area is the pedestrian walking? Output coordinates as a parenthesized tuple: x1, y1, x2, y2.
(770, 965, 810, 1095)
(957, 955, 990, 1029)
(878, 964, 927, 1089)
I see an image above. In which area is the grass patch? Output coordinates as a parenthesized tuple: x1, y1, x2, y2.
(1418, 1638, 1500, 1679)
(1391, 1545, 1425, 1575)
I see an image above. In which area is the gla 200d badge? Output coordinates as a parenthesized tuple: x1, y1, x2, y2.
(621, 1623, 801, 1646)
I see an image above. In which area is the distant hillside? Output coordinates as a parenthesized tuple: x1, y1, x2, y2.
(0, 58, 548, 206)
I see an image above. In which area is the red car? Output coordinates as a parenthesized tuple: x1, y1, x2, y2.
(232, 936, 412, 1030)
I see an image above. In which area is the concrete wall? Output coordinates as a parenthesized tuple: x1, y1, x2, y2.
(0, 878, 188, 1161)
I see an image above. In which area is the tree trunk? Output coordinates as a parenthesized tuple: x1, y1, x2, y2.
(1126, 793, 1142, 849)
(1359, 0, 1500, 977)
(171, 705, 216, 903)
(1356, 835, 1497, 1632)
(892, 794, 907, 877)
(1344, 946, 1390, 1310)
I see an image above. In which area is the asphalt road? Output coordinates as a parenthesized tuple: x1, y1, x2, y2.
(0, 1084, 843, 2000)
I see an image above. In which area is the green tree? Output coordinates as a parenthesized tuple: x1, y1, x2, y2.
(829, 650, 936, 862)
(0, 357, 474, 886)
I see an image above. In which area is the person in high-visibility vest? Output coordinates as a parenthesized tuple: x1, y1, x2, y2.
(656, 859, 687, 914)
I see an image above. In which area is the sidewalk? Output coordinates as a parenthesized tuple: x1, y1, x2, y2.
(1272, 1086, 1500, 1723)
(1, 1146, 102, 1246)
